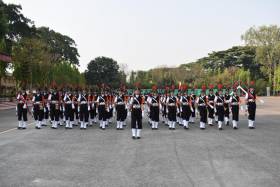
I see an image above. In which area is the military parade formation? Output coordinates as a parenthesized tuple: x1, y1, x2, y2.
(16, 84, 260, 139)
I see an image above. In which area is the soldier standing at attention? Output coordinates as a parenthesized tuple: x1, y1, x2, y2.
(230, 88, 240, 129)
(196, 86, 208, 130)
(16, 89, 28, 129)
(42, 89, 49, 126)
(64, 90, 74, 129)
(214, 87, 225, 130)
(179, 86, 193, 129)
(190, 88, 196, 124)
(48, 89, 60, 129)
(32, 89, 44, 129)
(246, 84, 257, 129)
(129, 89, 144, 139)
(114, 89, 127, 130)
(97, 91, 108, 130)
(78, 90, 90, 130)
(224, 88, 231, 126)
(207, 86, 215, 126)
(147, 86, 160, 130)
(166, 89, 177, 130)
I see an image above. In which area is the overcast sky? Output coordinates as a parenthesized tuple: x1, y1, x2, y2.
(5, 0, 280, 71)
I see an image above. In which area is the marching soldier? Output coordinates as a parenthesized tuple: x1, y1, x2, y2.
(107, 92, 114, 125)
(190, 88, 196, 123)
(16, 89, 28, 129)
(246, 86, 257, 129)
(64, 91, 74, 129)
(32, 89, 45, 129)
(42, 90, 49, 126)
(160, 91, 168, 124)
(224, 88, 231, 126)
(147, 86, 160, 130)
(180, 87, 193, 129)
(72, 90, 79, 126)
(114, 89, 127, 130)
(59, 90, 65, 126)
(196, 87, 208, 129)
(230, 88, 240, 129)
(78, 90, 90, 129)
(48, 89, 60, 129)
(88, 90, 96, 126)
(207, 87, 215, 126)
(129, 89, 144, 139)
(214, 88, 225, 130)
(166, 90, 177, 130)
(97, 91, 108, 130)
(177, 91, 183, 126)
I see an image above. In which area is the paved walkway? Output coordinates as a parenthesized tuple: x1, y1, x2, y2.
(0, 101, 16, 111)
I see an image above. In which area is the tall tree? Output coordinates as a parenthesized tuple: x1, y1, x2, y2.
(85, 57, 122, 88)
(242, 25, 280, 95)
(36, 27, 80, 65)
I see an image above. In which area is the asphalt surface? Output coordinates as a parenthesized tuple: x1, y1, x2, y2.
(0, 97, 280, 187)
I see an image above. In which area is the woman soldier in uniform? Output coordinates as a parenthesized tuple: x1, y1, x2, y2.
(180, 85, 193, 129)
(196, 86, 208, 130)
(16, 89, 29, 129)
(97, 90, 107, 130)
(147, 86, 160, 130)
(230, 88, 240, 129)
(166, 89, 177, 130)
(207, 85, 215, 126)
(114, 89, 127, 130)
(246, 84, 257, 129)
(214, 87, 225, 130)
(129, 89, 144, 139)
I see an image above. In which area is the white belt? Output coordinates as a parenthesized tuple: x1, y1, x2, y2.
(51, 101, 58, 104)
(198, 104, 206, 106)
(66, 101, 72, 104)
(34, 102, 41, 104)
(81, 101, 87, 104)
(216, 103, 223, 106)
(99, 102, 105, 105)
(182, 103, 189, 106)
(152, 103, 159, 107)
(231, 102, 238, 105)
(168, 103, 175, 106)
(117, 102, 124, 105)
(133, 105, 141, 109)
(248, 99, 255, 102)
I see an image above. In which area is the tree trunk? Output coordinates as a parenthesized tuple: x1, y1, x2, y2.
(273, 62, 277, 96)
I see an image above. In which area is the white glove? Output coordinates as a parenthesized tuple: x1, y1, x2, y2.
(191, 108, 194, 113)
(96, 109, 98, 114)
(44, 108, 46, 113)
(78, 107, 80, 113)
(142, 111, 145, 117)
(214, 108, 217, 113)
(88, 106, 90, 111)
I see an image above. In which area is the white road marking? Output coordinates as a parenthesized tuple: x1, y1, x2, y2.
(0, 122, 35, 135)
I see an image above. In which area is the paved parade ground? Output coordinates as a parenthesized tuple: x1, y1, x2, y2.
(0, 97, 280, 187)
